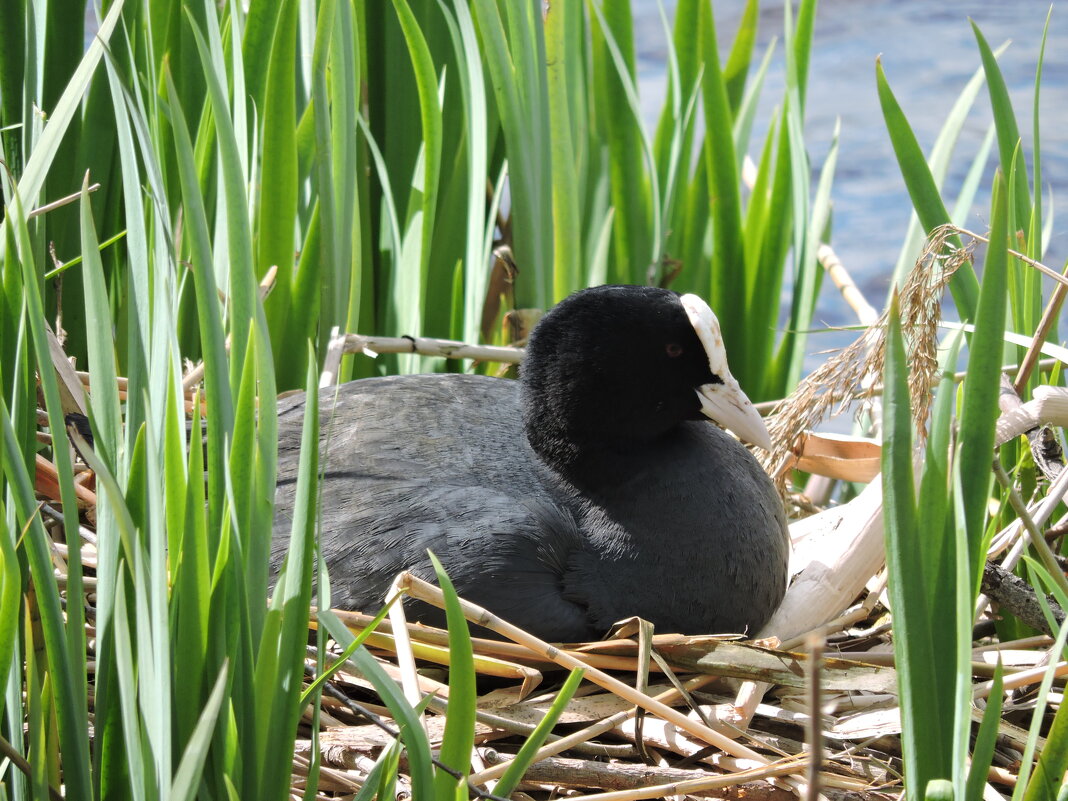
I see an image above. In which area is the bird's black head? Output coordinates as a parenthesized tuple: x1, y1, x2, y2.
(521, 285, 768, 473)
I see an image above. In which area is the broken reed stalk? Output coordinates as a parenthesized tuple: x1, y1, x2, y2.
(29, 183, 101, 219)
(817, 243, 880, 327)
(991, 460, 1068, 598)
(385, 578, 423, 709)
(987, 464, 1068, 565)
(1014, 277, 1068, 393)
(804, 633, 824, 801)
(337, 333, 523, 364)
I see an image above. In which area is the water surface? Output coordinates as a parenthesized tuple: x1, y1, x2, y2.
(634, 1, 1067, 369)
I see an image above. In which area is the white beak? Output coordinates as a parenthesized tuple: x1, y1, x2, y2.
(680, 294, 772, 451)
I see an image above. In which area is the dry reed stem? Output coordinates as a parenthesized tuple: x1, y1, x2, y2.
(804, 634, 825, 801)
(986, 464, 1068, 566)
(181, 266, 277, 390)
(549, 756, 811, 801)
(952, 225, 1068, 290)
(466, 675, 723, 784)
(338, 333, 524, 365)
(991, 461, 1068, 598)
(1014, 277, 1068, 393)
(817, 243, 880, 327)
(29, 183, 101, 219)
(972, 660, 1068, 699)
(385, 579, 423, 709)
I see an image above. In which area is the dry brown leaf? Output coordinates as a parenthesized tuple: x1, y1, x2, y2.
(790, 432, 881, 483)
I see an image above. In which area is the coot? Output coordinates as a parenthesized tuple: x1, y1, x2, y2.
(272, 286, 788, 641)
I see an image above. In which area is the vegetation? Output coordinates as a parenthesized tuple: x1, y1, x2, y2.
(0, 1, 1064, 799)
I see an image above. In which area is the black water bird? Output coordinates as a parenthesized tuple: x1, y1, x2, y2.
(271, 285, 789, 642)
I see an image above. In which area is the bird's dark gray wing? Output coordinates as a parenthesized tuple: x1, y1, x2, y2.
(273, 475, 598, 641)
(271, 374, 600, 642)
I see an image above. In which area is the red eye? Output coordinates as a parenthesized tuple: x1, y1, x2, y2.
(665, 343, 683, 358)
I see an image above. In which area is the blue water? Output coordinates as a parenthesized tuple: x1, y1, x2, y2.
(634, 0, 1068, 365)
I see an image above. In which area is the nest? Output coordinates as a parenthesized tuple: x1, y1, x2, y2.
(26, 225, 1068, 800)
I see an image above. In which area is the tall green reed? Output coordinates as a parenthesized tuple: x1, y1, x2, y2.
(880, 12, 1068, 800)
(0, 0, 839, 797)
